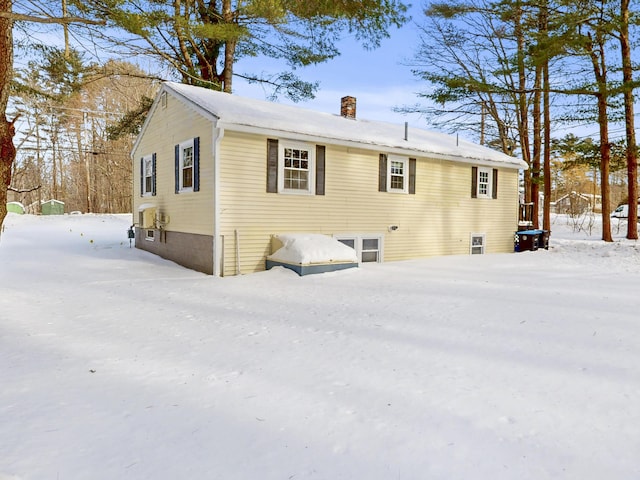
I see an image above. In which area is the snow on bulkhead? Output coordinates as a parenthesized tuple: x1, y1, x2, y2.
(266, 234, 358, 276)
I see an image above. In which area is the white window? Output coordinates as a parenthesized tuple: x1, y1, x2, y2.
(179, 139, 194, 192)
(142, 154, 154, 196)
(387, 155, 408, 193)
(361, 238, 381, 262)
(470, 233, 485, 254)
(477, 167, 492, 198)
(145, 229, 155, 241)
(335, 235, 384, 263)
(279, 141, 314, 194)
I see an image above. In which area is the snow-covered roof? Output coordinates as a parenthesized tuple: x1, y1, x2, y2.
(162, 82, 527, 170)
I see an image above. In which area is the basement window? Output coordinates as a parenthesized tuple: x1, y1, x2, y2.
(335, 235, 383, 263)
(470, 233, 485, 254)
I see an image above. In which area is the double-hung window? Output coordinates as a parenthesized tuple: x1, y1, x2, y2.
(175, 137, 200, 193)
(140, 153, 156, 196)
(379, 154, 416, 194)
(388, 157, 408, 192)
(478, 168, 490, 196)
(181, 142, 194, 190)
(472, 166, 498, 199)
(284, 146, 310, 190)
(267, 139, 325, 195)
(278, 141, 315, 194)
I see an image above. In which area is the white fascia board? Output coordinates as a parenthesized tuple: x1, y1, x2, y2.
(131, 84, 220, 157)
(169, 87, 220, 124)
(217, 121, 528, 171)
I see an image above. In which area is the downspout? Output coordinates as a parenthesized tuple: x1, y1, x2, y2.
(212, 123, 224, 276)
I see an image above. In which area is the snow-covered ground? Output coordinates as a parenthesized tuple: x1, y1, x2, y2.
(1, 212, 639, 480)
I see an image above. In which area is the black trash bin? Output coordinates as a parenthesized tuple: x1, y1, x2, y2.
(539, 230, 550, 249)
(514, 229, 541, 252)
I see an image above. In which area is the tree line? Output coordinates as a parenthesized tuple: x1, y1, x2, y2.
(1, 0, 408, 231)
(407, 0, 639, 241)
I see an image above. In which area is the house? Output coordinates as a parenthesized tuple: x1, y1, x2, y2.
(131, 82, 528, 276)
(552, 192, 601, 215)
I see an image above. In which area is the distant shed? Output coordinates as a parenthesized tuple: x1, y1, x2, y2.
(41, 199, 65, 215)
(6, 202, 25, 214)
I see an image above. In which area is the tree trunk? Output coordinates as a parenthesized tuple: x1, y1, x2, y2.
(514, 3, 532, 209)
(532, 61, 542, 230)
(543, 60, 552, 231)
(0, 0, 15, 235)
(222, 0, 235, 93)
(620, 0, 638, 239)
(597, 91, 612, 241)
(586, 31, 612, 242)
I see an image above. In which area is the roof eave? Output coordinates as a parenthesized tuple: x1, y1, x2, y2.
(218, 121, 527, 170)
(131, 83, 220, 157)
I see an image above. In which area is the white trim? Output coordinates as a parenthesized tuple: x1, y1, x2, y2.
(476, 167, 492, 199)
(386, 155, 409, 194)
(334, 234, 384, 264)
(178, 138, 195, 192)
(277, 140, 315, 195)
(142, 154, 154, 196)
(470, 233, 485, 254)
(131, 84, 219, 157)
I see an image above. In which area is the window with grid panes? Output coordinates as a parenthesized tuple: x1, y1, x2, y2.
(284, 147, 309, 190)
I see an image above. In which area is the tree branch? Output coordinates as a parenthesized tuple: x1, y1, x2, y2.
(0, 12, 105, 25)
(8, 184, 41, 193)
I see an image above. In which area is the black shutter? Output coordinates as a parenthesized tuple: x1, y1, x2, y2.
(193, 137, 200, 192)
(174, 144, 180, 194)
(471, 166, 478, 198)
(267, 139, 278, 193)
(409, 158, 416, 194)
(316, 145, 326, 196)
(378, 154, 387, 192)
(492, 168, 498, 199)
(151, 153, 157, 196)
(140, 157, 144, 196)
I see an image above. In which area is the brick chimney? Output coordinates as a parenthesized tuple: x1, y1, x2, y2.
(340, 96, 356, 119)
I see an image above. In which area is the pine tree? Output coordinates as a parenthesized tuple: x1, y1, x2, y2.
(69, 0, 409, 101)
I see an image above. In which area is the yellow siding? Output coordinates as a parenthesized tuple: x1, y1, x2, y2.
(133, 97, 521, 276)
(132, 94, 214, 235)
(218, 131, 520, 276)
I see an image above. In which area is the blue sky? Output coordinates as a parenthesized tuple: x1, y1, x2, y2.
(15, 2, 431, 129)
(233, 3, 429, 127)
